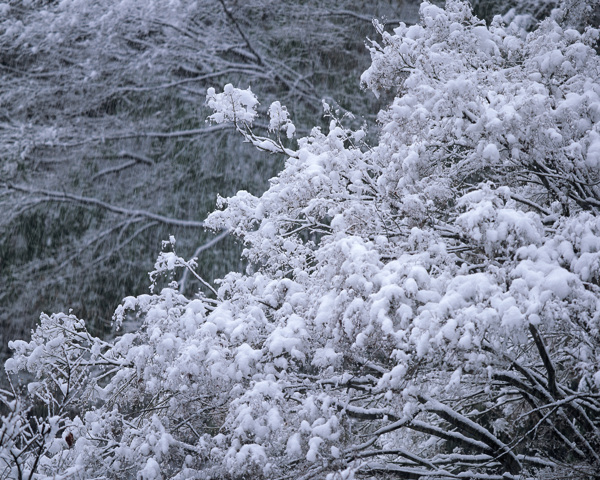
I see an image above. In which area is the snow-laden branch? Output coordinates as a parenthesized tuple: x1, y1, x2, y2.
(206, 84, 299, 158)
(418, 395, 521, 474)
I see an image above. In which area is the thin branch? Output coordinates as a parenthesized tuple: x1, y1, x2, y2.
(116, 68, 270, 93)
(178, 230, 230, 293)
(324, 10, 407, 26)
(92, 159, 138, 180)
(55, 124, 232, 147)
(218, 0, 264, 66)
(528, 324, 558, 398)
(5, 183, 205, 228)
(509, 193, 552, 216)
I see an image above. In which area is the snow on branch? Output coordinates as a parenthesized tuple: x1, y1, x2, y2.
(206, 84, 299, 158)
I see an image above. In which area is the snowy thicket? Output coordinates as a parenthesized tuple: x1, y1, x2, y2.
(3, 1, 600, 479)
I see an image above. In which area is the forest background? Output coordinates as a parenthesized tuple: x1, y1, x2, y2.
(0, 0, 412, 362)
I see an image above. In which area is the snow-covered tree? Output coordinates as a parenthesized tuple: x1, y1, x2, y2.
(3, 1, 600, 479)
